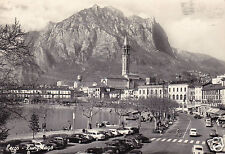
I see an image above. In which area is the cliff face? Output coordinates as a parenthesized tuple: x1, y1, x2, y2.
(26, 5, 225, 83)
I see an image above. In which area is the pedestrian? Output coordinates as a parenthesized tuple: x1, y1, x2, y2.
(176, 128, 180, 137)
(82, 129, 86, 133)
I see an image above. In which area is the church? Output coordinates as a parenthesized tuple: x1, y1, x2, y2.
(101, 36, 145, 89)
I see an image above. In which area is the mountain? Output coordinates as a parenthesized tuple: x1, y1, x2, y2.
(27, 5, 225, 83)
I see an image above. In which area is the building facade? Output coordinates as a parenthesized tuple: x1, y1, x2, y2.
(202, 84, 225, 107)
(1, 87, 73, 100)
(168, 82, 189, 108)
(138, 83, 168, 99)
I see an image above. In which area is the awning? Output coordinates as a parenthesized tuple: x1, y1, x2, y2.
(217, 110, 225, 116)
(206, 108, 220, 114)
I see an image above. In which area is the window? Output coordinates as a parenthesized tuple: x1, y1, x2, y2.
(143, 90, 145, 95)
(177, 88, 179, 92)
(184, 94, 186, 100)
(176, 95, 179, 100)
(160, 90, 162, 95)
(173, 88, 175, 92)
(180, 88, 182, 92)
(173, 95, 175, 100)
(184, 87, 186, 92)
(155, 90, 157, 94)
(180, 95, 183, 100)
(147, 89, 149, 95)
(169, 88, 171, 92)
(139, 90, 141, 95)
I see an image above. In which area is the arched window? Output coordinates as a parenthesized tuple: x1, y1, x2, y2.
(173, 95, 175, 100)
(176, 94, 179, 100)
(180, 95, 183, 100)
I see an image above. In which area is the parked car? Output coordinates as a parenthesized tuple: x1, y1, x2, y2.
(123, 138, 142, 149)
(86, 147, 104, 154)
(86, 131, 105, 141)
(209, 129, 219, 138)
(82, 133, 95, 142)
(98, 131, 111, 139)
(127, 134, 150, 143)
(47, 136, 68, 149)
(105, 130, 115, 138)
(109, 129, 122, 136)
(32, 139, 54, 151)
(117, 127, 132, 135)
(106, 140, 131, 153)
(67, 134, 89, 143)
(192, 145, 204, 154)
(189, 128, 198, 137)
(126, 127, 139, 134)
(17, 142, 40, 153)
(103, 146, 120, 154)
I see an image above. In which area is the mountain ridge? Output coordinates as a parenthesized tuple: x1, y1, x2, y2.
(23, 5, 225, 83)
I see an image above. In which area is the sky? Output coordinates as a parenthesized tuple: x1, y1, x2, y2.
(0, 0, 225, 61)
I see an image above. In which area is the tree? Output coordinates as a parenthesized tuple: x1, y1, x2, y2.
(81, 97, 103, 129)
(141, 97, 178, 129)
(107, 99, 131, 127)
(0, 19, 34, 141)
(29, 113, 40, 139)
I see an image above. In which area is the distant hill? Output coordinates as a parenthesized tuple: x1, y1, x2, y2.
(24, 5, 225, 84)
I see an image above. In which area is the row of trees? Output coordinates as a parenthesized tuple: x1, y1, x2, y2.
(79, 96, 179, 130)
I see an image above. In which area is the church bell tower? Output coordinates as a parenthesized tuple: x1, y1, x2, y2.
(122, 36, 130, 76)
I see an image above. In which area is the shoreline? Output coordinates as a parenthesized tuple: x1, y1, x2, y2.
(20, 103, 126, 112)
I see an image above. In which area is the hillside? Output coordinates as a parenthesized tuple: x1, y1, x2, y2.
(25, 5, 225, 83)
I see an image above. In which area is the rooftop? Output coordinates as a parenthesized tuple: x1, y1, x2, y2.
(202, 84, 225, 91)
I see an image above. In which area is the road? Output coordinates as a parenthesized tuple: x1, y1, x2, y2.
(46, 113, 221, 154)
(141, 113, 214, 154)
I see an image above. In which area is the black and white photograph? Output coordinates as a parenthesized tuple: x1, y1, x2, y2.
(0, 0, 225, 153)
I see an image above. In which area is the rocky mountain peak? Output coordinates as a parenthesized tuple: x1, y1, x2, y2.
(25, 5, 225, 83)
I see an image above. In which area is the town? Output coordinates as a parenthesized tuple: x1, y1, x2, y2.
(1, 36, 225, 154)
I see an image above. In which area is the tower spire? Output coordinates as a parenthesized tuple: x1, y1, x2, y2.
(122, 35, 130, 76)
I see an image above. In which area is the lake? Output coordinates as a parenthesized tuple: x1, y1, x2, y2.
(6, 104, 127, 137)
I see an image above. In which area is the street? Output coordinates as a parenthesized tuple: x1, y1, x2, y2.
(141, 113, 214, 154)
(44, 112, 223, 154)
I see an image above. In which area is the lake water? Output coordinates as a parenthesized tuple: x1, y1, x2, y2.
(6, 104, 126, 136)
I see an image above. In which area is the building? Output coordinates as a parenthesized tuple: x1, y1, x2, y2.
(202, 83, 225, 107)
(100, 36, 145, 89)
(121, 89, 138, 100)
(187, 83, 203, 114)
(1, 87, 73, 100)
(122, 36, 130, 76)
(138, 83, 168, 99)
(168, 81, 189, 109)
(212, 74, 225, 84)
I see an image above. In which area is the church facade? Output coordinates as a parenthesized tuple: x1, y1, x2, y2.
(101, 36, 145, 89)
